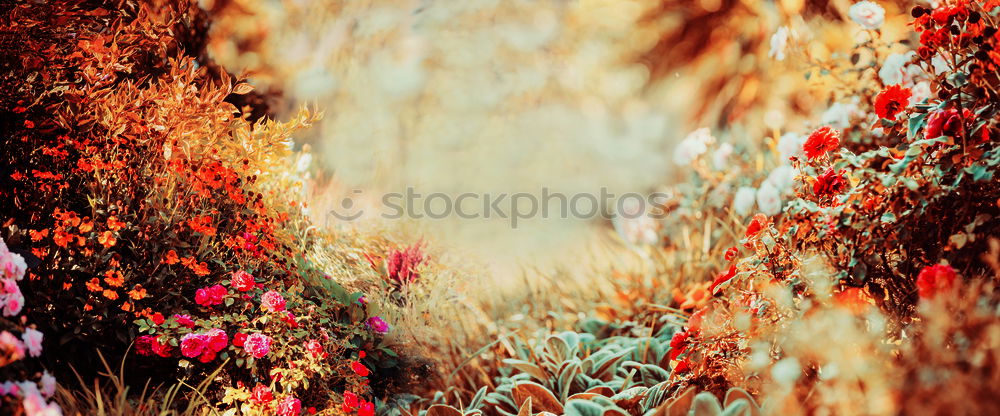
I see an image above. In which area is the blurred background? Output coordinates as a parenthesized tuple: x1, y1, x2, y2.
(201, 0, 914, 284)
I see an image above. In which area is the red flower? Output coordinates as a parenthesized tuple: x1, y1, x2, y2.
(813, 168, 847, 197)
(151, 336, 173, 358)
(173, 314, 195, 328)
(709, 265, 738, 294)
(386, 242, 425, 285)
(231, 270, 255, 292)
(359, 400, 375, 416)
(24, 120, 35, 129)
(744, 213, 768, 239)
(803, 126, 841, 160)
(874, 85, 912, 120)
(306, 339, 323, 357)
(151, 312, 165, 326)
(724, 246, 739, 262)
(135, 335, 154, 356)
(674, 358, 692, 373)
(233, 332, 248, 347)
(250, 384, 273, 404)
(925, 108, 971, 140)
(351, 361, 370, 377)
(916, 264, 957, 299)
(342, 391, 360, 413)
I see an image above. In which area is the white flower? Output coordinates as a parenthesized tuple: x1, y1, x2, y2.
(22, 328, 43, 357)
(766, 165, 799, 194)
(849, 1, 885, 30)
(712, 143, 734, 170)
(777, 132, 806, 161)
(879, 52, 917, 85)
(769, 26, 791, 61)
(734, 187, 757, 217)
(673, 128, 714, 165)
(756, 181, 783, 216)
(821, 101, 861, 129)
(910, 81, 932, 106)
(1, 251, 26, 281)
(931, 55, 950, 75)
(771, 357, 802, 385)
(40, 371, 56, 398)
(612, 215, 660, 247)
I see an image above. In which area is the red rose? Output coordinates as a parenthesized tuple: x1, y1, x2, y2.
(709, 265, 738, 294)
(231, 270, 255, 292)
(674, 358, 692, 373)
(925, 108, 971, 140)
(359, 400, 375, 416)
(233, 332, 248, 347)
(744, 213, 768, 239)
(803, 126, 841, 160)
(342, 391, 359, 413)
(813, 168, 847, 197)
(151, 312, 165, 326)
(151, 336, 173, 358)
(351, 361, 370, 377)
(250, 384, 273, 404)
(173, 314, 196, 328)
(874, 85, 912, 120)
(306, 339, 323, 357)
(135, 335, 154, 356)
(724, 246, 739, 262)
(916, 264, 957, 299)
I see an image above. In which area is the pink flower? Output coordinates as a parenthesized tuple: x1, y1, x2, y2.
(386, 243, 425, 285)
(2, 287, 24, 317)
(250, 384, 273, 404)
(180, 333, 207, 358)
(22, 328, 43, 357)
(206, 329, 228, 352)
(306, 339, 323, 357)
(231, 270, 255, 292)
(261, 291, 286, 312)
(173, 314, 196, 328)
(366, 317, 389, 335)
(0, 250, 26, 280)
(276, 396, 301, 416)
(244, 333, 272, 358)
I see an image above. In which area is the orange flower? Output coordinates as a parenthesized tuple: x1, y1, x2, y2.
(29, 229, 49, 241)
(192, 262, 210, 276)
(53, 230, 74, 248)
(107, 216, 126, 231)
(103, 290, 119, 300)
(98, 231, 116, 248)
(63, 282, 73, 290)
(164, 250, 180, 265)
(803, 126, 841, 160)
(104, 270, 124, 287)
(121, 302, 132, 312)
(78, 218, 94, 233)
(86, 278, 103, 292)
(128, 285, 147, 300)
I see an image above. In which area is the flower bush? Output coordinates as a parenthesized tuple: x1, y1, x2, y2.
(2, 0, 398, 413)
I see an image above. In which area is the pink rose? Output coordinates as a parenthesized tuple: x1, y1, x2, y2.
(0, 331, 25, 361)
(3, 288, 24, 317)
(22, 328, 43, 357)
(180, 333, 207, 358)
(195, 284, 227, 307)
(276, 396, 301, 416)
(261, 291, 286, 313)
(306, 339, 323, 357)
(243, 333, 272, 359)
(231, 270, 255, 292)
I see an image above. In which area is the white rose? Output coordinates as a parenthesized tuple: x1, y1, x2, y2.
(777, 132, 806, 162)
(734, 187, 757, 217)
(767, 165, 799, 194)
(769, 26, 791, 61)
(910, 81, 932, 106)
(849, 1, 885, 30)
(673, 128, 714, 165)
(879, 52, 916, 85)
(821, 101, 862, 129)
(756, 181, 783, 216)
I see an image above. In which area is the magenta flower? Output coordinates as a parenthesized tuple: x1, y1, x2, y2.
(180, 333, 207, 358)
(366, 316, 389, 334)
(276, 396, 301, 416)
